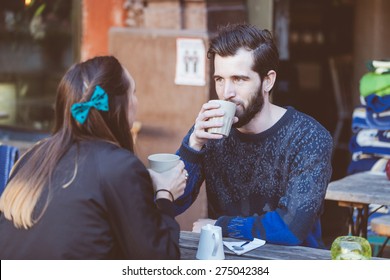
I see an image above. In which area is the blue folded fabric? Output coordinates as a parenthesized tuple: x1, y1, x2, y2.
(0, 145, 19, 195)
(366, 107, 390, 130)
(352, 106, 370, 132)
(347, 154, 388, 175)
(352, 105, 390, 132)
(349, 131, 390, 157)
(365, 94, 390, 113)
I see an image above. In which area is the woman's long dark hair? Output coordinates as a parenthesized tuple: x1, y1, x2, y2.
(0, 56, 134, 228)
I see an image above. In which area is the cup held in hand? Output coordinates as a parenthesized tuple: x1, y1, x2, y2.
(207, 100, 236, 137)
(148, 153, 180, 173)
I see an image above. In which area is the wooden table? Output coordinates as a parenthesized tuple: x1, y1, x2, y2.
(325, 171, 390, 238)
(179, 231, 331, 260)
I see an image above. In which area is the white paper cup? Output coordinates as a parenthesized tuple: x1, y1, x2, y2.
(148, 153, 180, 173)
(207, 100, 236, 137)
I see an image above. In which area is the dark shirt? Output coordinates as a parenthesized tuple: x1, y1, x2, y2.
(176, 107, 333, 248)
(0, 140, 180, 259)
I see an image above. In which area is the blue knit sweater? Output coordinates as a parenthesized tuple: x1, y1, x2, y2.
(175, 107, 333, 248)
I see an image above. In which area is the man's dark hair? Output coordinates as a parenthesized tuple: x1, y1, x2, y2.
(207, 23, 279, 80)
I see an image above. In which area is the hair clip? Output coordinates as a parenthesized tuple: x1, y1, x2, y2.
(83, 81, 89, 92)
(71, 85, 109, 124)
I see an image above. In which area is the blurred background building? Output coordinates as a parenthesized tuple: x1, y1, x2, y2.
(0, 0, 389, 245)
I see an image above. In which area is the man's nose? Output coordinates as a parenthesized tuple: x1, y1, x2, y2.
(223, 81, 235, 99)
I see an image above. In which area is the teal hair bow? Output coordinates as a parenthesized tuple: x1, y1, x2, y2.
(71, 85, 109, 124)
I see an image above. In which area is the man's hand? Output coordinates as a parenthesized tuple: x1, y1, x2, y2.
(189, 102, 226, 151)
(192, 218, 217, 233)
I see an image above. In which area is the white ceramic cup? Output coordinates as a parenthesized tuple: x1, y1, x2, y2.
(196, 224, 225, 260)
(207, 100, 236, 137)
(148, 153, 180, 173)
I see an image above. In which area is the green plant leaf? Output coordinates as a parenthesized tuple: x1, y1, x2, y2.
(34, 4, 46, 17)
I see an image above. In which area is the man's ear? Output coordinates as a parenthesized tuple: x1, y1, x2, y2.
(264, 70, 277, 92)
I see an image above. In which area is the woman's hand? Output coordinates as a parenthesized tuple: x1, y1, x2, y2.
(148, 160, 187, 201)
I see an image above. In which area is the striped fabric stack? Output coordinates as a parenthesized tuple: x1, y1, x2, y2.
(348, 60, 390, 175)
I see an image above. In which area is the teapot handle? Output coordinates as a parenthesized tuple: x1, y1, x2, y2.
(211, 232, 220, 256)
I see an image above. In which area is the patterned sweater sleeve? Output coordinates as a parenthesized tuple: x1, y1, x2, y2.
(174, 127, 206, 215)
(216, 124, 333, 247)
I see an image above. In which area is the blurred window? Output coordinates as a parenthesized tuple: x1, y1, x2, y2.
(0, 0, 74, 133)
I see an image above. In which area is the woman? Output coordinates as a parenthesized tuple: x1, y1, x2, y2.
(0, 56, 187, 259)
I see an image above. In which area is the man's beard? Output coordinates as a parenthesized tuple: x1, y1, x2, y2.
(233, 83, 264, 128)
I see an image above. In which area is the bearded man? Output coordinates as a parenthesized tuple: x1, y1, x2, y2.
(174, 24, 333, 249)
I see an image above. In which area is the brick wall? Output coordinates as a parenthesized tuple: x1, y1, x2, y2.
(81, 0, 124, 60)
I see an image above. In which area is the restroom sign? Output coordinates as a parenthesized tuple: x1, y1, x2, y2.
(175, 38, 206, 86)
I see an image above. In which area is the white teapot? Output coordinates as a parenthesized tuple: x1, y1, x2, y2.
(196, 224, 225, 260)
